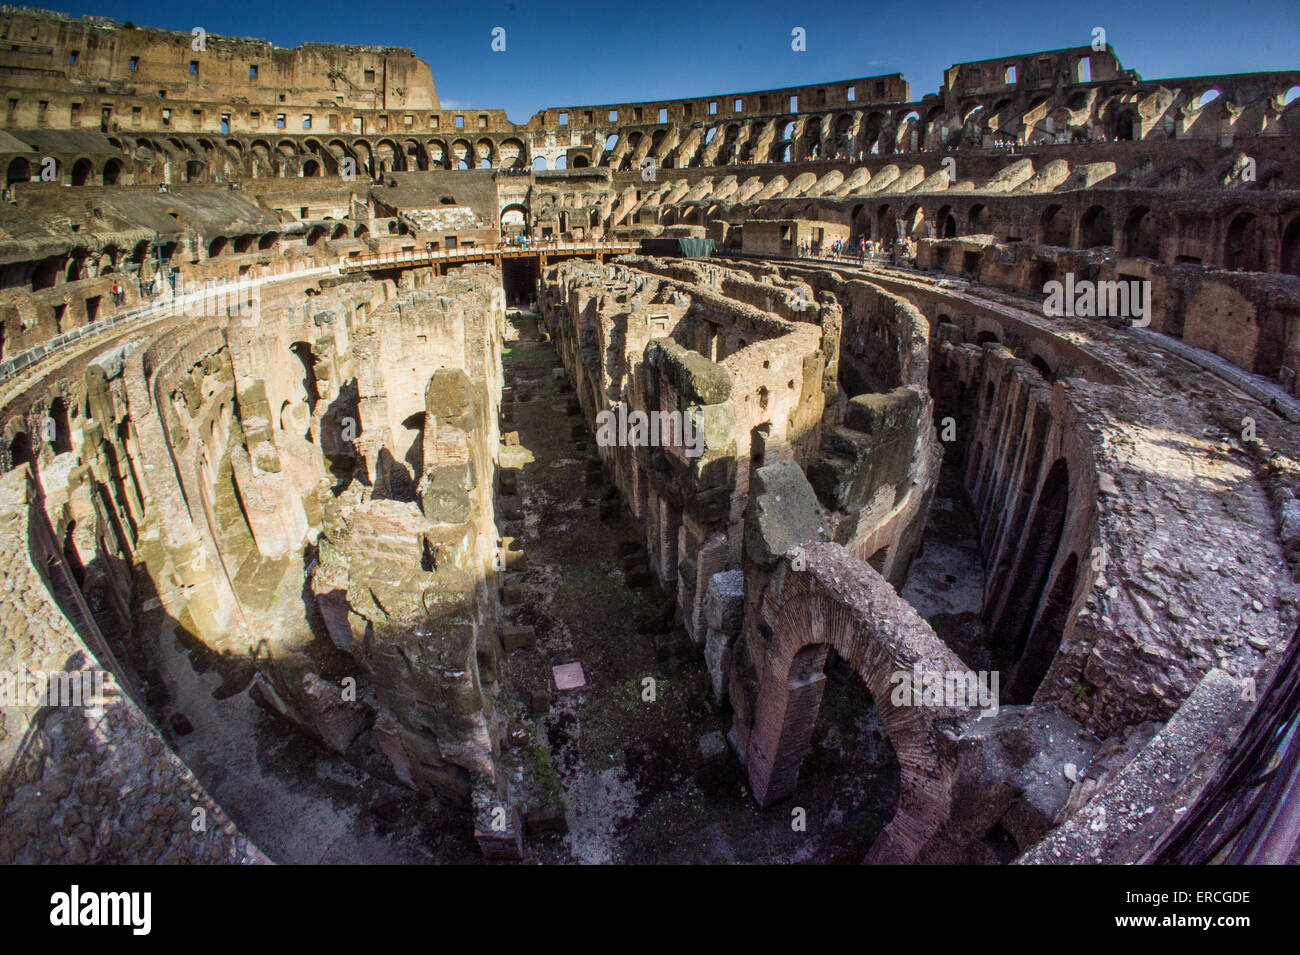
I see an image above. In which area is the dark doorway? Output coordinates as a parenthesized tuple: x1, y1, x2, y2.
(502, 257, 538, 306)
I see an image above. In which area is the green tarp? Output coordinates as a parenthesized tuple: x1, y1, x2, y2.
(638, 237, 716, 258)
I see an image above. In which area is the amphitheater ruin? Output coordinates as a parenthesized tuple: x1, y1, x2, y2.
(1, 6, 1299, 865)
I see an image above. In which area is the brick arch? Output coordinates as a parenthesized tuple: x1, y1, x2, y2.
(745, 543, 975, 863)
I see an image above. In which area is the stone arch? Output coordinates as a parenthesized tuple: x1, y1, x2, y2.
(403, 138, 425, 171)
(1005, 551, 1080, 704)
(101, 157, 124, 185)
(876, 205, 896, 244)
(936, 204, 958, 239)
(8, 430, 33, 467)
(1122, 205, 1160, 259)
(6, 156, 29, 187)
(903, 202, 925, 239)
(374, 138, 401, 174)
(301, 158, 321, 177)
(1041, 204, 1071, 246)
(501, 202, 528, 233)
(968, 203, 991, 234)
(1281, 216, 1300, 276)
(47, 396, 73, 455)
(258, 231, 279, 250)
(71, 157, 94, 186)
(497, 138, 523, 169)
(1224, 210, 1265, 271)
(746, 543, 976, 863)
(208, 235, 228, 258)
(990, 458, 1071, 664)
(1079, 205, 1113, 248)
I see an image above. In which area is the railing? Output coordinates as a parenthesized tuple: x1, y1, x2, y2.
(341, 241, 640, 271)
(0, 261, 337, 386)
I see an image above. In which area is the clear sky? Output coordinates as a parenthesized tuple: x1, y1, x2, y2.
(43, 0, 1300, 124)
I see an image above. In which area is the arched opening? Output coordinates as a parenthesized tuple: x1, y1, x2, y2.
(290, 342, 319, 414)
(1005, 553, 1078, 704)
(1122, 206, 1160, 259)
(306, 226, 326, 247)
(1113, 108, 1137, 141)
(47, 397, 73, 454)
(532, 155, 548, 171)
(233, 234, 255, 253)
(501, 204, 528, 235)
(32, 257, 60, 290)
(102, 158, 124, 185)
(1197, 89, 1223, 110)
(936, 204, 958, 239)
(572, 154, 590, 168)
(1224, 211, 1265, 271)
(1041, 204, 1071, 246)
(301, 159, 320, 177)
(1281, 217, 1300, 276)
(8, 431, 32, 467)
(70, 158, 93, 186)
(968, 204, 991, 234)
(185, 160, 205, 182)
(6, 156, 30, 187)
(992, 459, 1070, 669)
(258, 232, 279, 250)
(747, 552, 970, 863)
(207, 236, 228, 258)
(1079, 205, 1113, 248)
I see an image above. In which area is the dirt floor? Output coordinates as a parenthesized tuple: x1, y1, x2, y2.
(496, 311, 900, 864)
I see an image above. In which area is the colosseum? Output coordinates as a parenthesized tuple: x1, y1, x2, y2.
(1, 5, 1298, 867)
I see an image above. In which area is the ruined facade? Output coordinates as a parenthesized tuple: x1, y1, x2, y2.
(1, 6, 1298, 865)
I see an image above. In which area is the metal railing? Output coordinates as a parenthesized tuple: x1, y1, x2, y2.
(341, 240, 639, 271)
(0, 261, 336, 386)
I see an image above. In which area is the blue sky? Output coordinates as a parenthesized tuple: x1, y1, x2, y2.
(46, 0, 1300, 123)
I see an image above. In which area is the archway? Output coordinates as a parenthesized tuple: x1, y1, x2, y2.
(1041, 204, 1071, 247)
(1005, 553, 1079, 703)
(1224, 211, 1265, 271)
(1281, 217, 1300, 276)
(936, 205, 958, 239)
(1079, 205, 1113, 248)
(71, 158, 94, 186)
(1122, 206, 1160, 259)
(102, 158, 124, 185)
(990, 459, 1070, 669)
(290, 342, 319, 414)
(47, 397, 73, 455)
(745, 543, 977, 863)
(6, 156, 30, 187)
